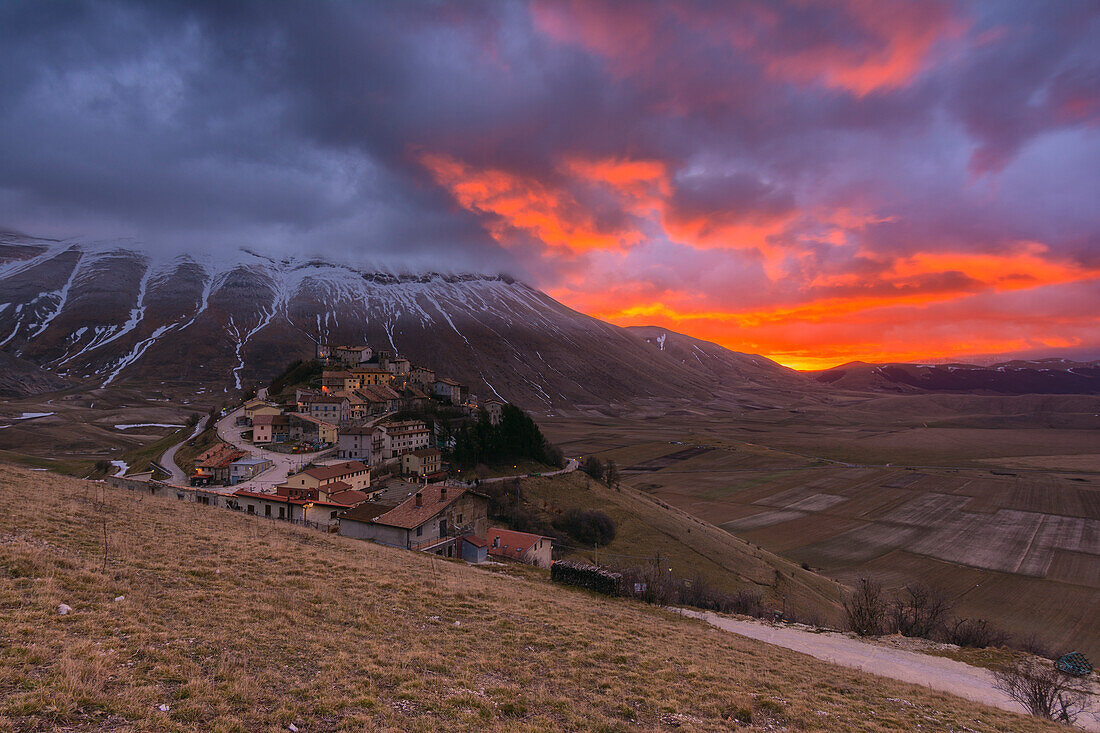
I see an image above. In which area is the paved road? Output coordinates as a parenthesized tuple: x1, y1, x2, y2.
(677, 608, 1100, 730)
(158, 416, 208, 484)
(214, 407, 335, 492)
(476, 457, 579, 484)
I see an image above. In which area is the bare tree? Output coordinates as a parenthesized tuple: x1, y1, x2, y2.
(605, 460, 620, 491)
(992, 657, 1094, 725)
(887, 584, 952, 638)
(845, 578, 887, 636)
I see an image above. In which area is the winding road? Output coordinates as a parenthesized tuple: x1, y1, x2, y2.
(157, 416, 208, 484)
(213, 407, 335, 491)
(677, 608, 1100, 730)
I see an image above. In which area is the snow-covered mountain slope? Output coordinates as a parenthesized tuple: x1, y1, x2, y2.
(0, 233, 808, 408)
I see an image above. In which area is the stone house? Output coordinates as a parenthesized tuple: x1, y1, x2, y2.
(279, 460, 370, 494)
(432, 378, 465, 405)
(337, 484, 489, 556)
(402, 447, 442, 478)
(229, 456, 273, 484)
(252, 413, 290, 444)
(300, 394, 350, 423)
(192, 443, 248, 485)
(337, 425, 373, 462)
(487, 528, 554, 568)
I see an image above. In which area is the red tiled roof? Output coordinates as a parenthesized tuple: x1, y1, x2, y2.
(462, 535, 487, 548)
(370, 485, 473, 529)
(327, 489, 370, 507)
(301, 461, 368, 481)
(252, 413, 288, 426)
(410, 448, 441, 458)
(487, 528, 550, 559)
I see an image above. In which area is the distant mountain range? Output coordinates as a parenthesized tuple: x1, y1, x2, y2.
(807, 359, 1100, 395)
(2, 231, 1097, 405)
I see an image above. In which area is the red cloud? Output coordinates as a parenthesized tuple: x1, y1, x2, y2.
(532, 0, 964, 97)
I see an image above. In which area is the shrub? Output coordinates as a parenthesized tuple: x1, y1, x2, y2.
(844, 578, 886, 636)
(945, 618, 1011, 649)
(581, 456, 605, 481)
(887, 584, 952, 639)
(554, 508, 616, 547)
(992, 658, 1093, 724)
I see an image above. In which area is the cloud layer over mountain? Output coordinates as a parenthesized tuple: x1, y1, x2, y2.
(1, 1, 1097, 367)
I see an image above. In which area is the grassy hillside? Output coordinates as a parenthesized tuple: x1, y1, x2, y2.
(0, 464, 1061, 732)
(518, 471, 846, 625)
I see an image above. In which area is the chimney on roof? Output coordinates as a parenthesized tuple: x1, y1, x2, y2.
(415, 492, 422, 507)
(440, 486, 447, 501)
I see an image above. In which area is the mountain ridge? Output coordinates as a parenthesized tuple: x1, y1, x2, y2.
(0, 234, 805, 409)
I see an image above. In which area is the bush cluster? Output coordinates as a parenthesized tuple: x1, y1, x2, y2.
(553, 508, 616, 547)
(845, 579, 1016, 651)
(550, 559, 770, 620)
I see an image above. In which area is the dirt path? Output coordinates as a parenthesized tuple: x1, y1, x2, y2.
(676, 609, 1100, 731)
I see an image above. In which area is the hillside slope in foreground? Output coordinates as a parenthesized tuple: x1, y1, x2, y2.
(0, 465, 1061, 732)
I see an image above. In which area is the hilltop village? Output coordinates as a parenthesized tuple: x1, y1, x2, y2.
(135, 343, 564, 568)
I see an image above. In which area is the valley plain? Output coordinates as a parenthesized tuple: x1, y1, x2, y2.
(543, 392, 1100, 662)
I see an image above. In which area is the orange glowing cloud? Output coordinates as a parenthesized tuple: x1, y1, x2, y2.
(419, 152, 648, 253)
(422, 149, 1099, 370)
(757, 1, 964, 96)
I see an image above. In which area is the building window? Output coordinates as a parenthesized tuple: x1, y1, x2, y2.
(278, 507, 285, 519)
(416, 526, 422, 537)
(247, 505, 255, 514)
(265, 505, 271, 517)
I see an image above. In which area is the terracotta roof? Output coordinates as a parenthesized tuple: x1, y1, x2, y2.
(487, 528, 550, 559)
(327, 489, 370, 507)
(462, 535, 487, 548)
(301, 461, 368, 481)
(410, 448, 441, 458)
(436, 378, 461, 386)
(370, 485, 477, 529)
(252, 413, 288, 426)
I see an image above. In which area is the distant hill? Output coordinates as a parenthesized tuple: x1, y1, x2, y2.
(0, 232, 807, 410)
(807, 359, 1100, 395)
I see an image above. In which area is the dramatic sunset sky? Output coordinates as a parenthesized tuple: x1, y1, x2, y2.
(1, 1, 1098, 369)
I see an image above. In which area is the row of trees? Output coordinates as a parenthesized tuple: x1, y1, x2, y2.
(450, 404, 564, 469)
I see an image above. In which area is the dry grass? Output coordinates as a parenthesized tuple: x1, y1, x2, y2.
(519, 471, 845, 625)
(0, 463, 1064, 732)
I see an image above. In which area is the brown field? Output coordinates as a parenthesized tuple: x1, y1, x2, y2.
(544, 394, 1100, 662)
(0, 463, 1066, 732)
